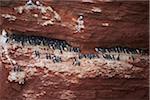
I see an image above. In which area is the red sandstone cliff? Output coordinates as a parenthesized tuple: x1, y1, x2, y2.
(0, 0, 149, 100)
(0, 0, 149, 51)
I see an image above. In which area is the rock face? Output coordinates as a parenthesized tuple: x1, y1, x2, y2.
(0, 0, 149, 100)
(0, 0, 149, 52)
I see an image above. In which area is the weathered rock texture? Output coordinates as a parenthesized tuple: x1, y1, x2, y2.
(0, 0, 149, 100)
(0, 0, 149, 51)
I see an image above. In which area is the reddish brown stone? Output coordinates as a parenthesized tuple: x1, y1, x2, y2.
(0, 0, 149, 52)
(0, 1, 149, 100)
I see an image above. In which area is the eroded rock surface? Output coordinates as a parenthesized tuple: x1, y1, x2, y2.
(0, 0, 149, 51)
(0, 0, 149, 100)
(0, 33, 149, 100)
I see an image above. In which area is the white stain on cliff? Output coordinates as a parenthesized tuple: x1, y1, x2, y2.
(1, 14, 16, 21)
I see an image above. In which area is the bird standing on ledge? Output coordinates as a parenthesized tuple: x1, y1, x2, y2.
(0, 29, 9, 45)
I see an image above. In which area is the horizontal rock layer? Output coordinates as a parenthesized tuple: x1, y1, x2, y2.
(0, 0, 149, 52)
(0, 63, 149, 100)
(0, 1, 149, 100)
